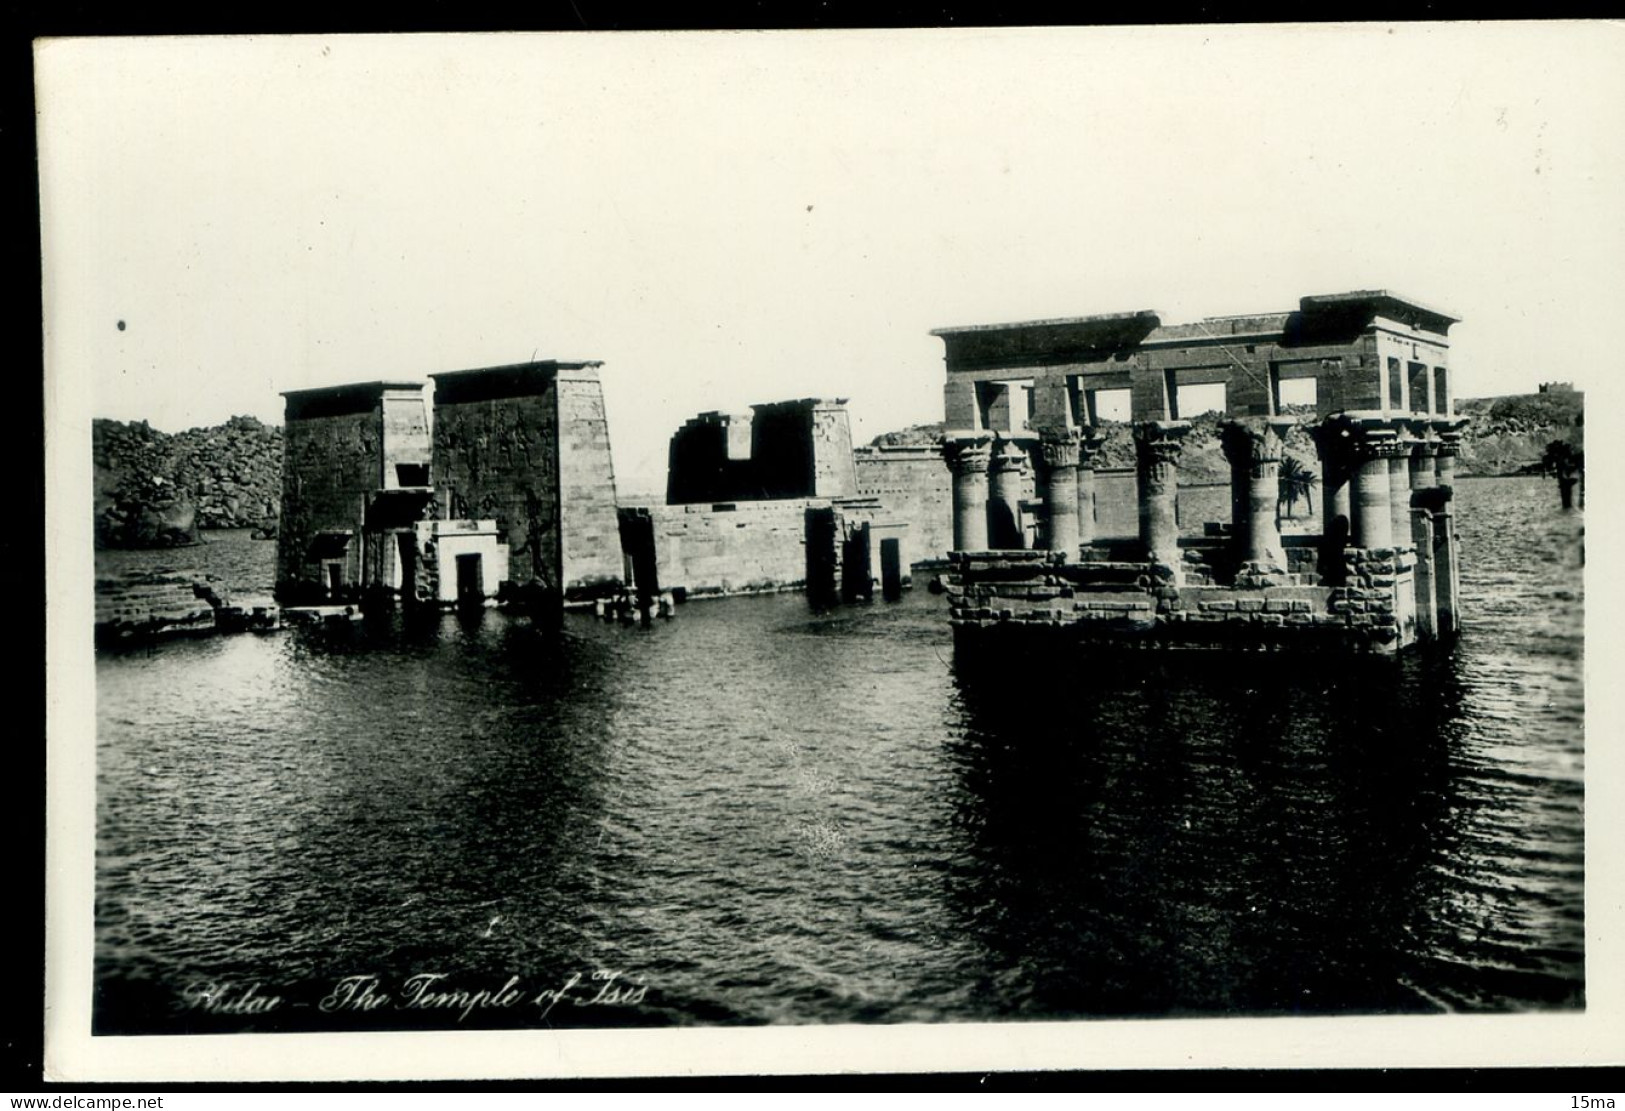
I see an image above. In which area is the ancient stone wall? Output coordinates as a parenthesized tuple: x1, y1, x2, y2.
(555, 370, 626, 598)
(667, 399, 856, 503)
(947, 547, 1420, 653)
(809, 402, 858, 497)
(278, 407, 379, 589)
(853, 446, 954, 563)
(379, 391, 432, 489)
(432, 382, 561, 593)
(627, 499, 815, 598)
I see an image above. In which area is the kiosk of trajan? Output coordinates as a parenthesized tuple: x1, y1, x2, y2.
(935, 291, 1465, 653)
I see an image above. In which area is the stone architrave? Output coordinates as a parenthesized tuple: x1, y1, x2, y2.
(1133, 420, 1192, 567)
(986, 438, 1030, 550)
(1219, 417, 1295, 572)
(942, 436, 992, 552)
(1075, 427, 1105, 546)
(1037, 430, 1082, 556)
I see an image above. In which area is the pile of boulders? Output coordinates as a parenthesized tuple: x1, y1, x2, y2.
(94, 416, 284, 547)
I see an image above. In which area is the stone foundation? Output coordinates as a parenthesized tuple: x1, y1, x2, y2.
(947, 542, 1427, 654)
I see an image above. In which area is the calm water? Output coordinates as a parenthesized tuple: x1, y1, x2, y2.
(93, 475, 1584, 1033)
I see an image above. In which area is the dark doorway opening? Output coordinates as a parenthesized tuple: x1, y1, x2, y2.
(456, 553, 484, 606)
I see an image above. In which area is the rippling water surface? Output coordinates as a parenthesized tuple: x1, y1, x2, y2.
(93, 476, 1584, 1033)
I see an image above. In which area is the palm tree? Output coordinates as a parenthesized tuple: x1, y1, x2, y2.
(1278, 456, 1317, 519)
(1542, 439, 1584, 509)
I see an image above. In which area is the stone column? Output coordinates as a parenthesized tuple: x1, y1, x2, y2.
(1308, 419, 1354, 555)
(1432, 499, 1459, 637)
(1436, 438, 1460, 489)
(1134, 420, 1192, 566)
(943, 436, 991, 552)
(1076, 428, 1104, 546)
(1411, 505, 1437, 640)
(986, 438, 1029, 550)
(1219, 417, 1295, 572)
(1349, 428, 1402, 550)
(1037, 430, 1082, 557)
(1432, 417, 1466, 489)
(1388, 433, 1415, 551)
(1410, 437, 1439, 492)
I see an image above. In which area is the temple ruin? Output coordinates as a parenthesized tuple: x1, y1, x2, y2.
(619, 397, 913, 605)
(276, 360, 623, 608)
(935, 291, 1466, 653)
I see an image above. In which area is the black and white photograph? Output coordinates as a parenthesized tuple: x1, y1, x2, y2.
(40, 24, 1621, 1081)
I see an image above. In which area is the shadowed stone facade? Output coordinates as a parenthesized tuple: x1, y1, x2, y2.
(667, 398, 857, 504)
(277, 381, 433, 601)
(277, 360, 624, 609)
(430, 361, 623, 604)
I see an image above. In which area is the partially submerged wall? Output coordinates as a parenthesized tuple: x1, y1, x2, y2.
(946, 547, 1420, 653)
(431, 361, 623, 603)
(278, 382, 429, 597)
(852, 444, 955, 564)
(621, 499, 814, 599)
(556, 368, 627, 597)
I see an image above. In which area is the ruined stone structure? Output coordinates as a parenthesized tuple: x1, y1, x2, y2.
(430, 361, 623, 605)
(277, 381, 439, 602)
(667, 398, 858, 504)
(621, 398, 910, 603)
(852, 444, 954, 564)
(277, 360, 623, 609)
(936, 291, 1465, 653)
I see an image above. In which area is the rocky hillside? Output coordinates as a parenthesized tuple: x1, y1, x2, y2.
(1455, 389, 1584, 477)
(94, 416, 283, 549)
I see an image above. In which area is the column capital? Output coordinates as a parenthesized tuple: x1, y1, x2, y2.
(1431, 416, 1469, 454)
(1307, 419, 1354, 464)
(1324, 415, 1411, 462)
(1132, 419, 1193, 464)
(1038, 429, 1082, 470)
(942, 435, 992, 475)
(1219, 416, 1296, 467)
(1077, 426, 1106, 466)
(988, 438, 1030, 475)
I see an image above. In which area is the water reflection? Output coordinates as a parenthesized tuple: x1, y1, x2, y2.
(943, 647, 1466, 1016)
(93, 478, 1584, 1033)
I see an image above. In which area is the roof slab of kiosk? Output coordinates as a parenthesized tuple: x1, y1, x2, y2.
(932, 291, 1466, 654)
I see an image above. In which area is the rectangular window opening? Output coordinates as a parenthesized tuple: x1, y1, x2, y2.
(1087, 388, 1132, 423)
(1173, 381, 1227, 420)
(1275, 376, 1318, 412)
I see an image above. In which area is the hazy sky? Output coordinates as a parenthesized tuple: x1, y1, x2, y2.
(39, 24, 1625, 493)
